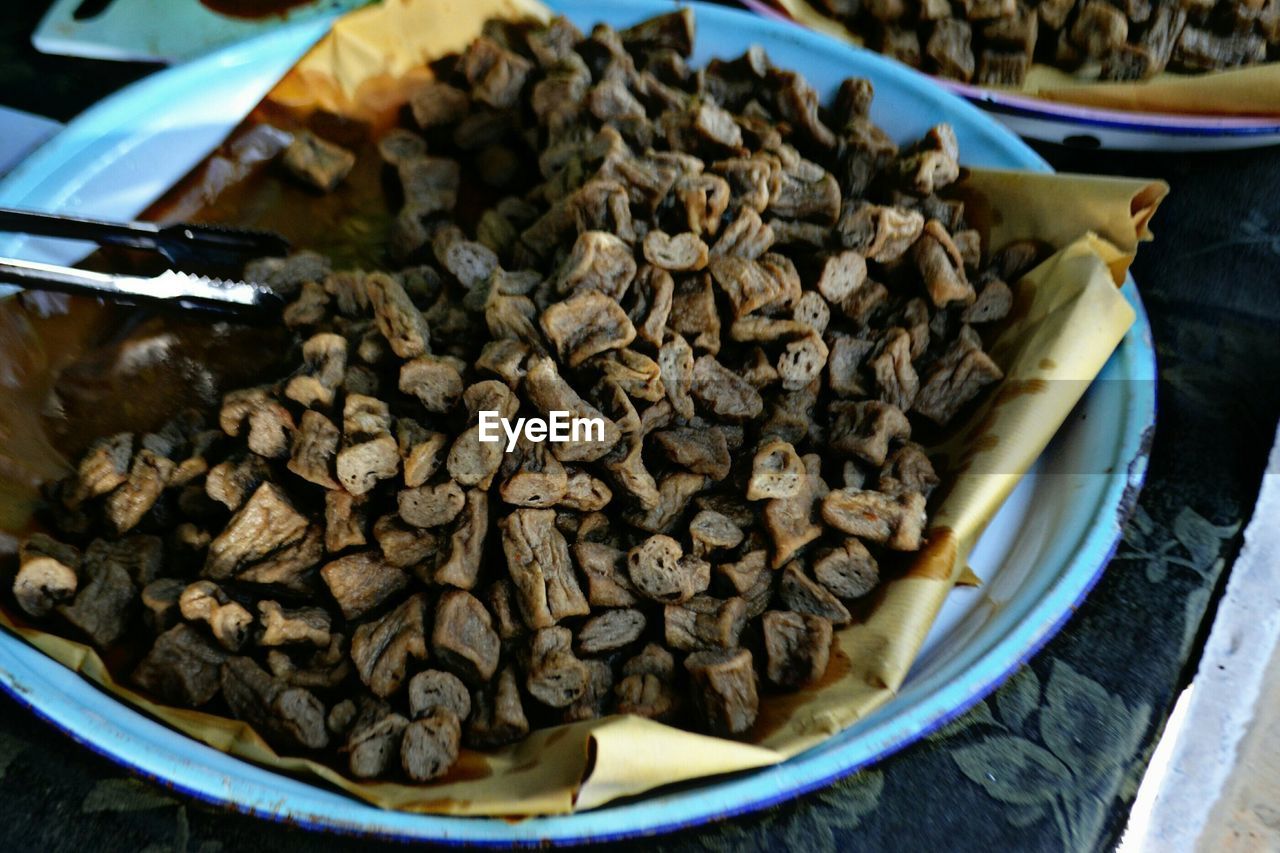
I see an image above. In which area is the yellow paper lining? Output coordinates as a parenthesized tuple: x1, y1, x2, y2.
(0, 0, 1168, 816)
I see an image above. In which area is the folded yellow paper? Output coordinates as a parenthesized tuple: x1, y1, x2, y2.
(0, 0, 1168, 817)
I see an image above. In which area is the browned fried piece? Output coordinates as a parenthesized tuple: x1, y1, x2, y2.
(399, 355, 464, 413)
(540, 290, 636, 366)
(398, 480, 466, 528)
(461, 35, 534, 110)
(1172, 26, 1266, 70)
(556, 231, 637, 300)
(377, 128, 427, 166)
(206, 454, 271, 511)
(179, 581, 253, 651)
(204, 483, 310, 581)
(336, 401, 400, 496)
(285, 333, 347, 408)
(468, 666, 529, 748)
(684, 648, 758, 736)
(717, 550, 774, 619)
(762, 610, 832, 689)
(747, 438, 805, 501)
(871, 327, 919, 411)
(600, 350, 666, 404)
(501, 440, 569, 508)
(524, 626, 590, 708)
(878, 27, 922, 67)
(320, 552, 409, 620)
(524, 357, 621, 462)
(643, 230, 710, 272)
(669, 274, 722, 353)
(926, 20, 976, 82)
(827, 333, 874, 398)
(244, 250, 330, 299)
(814, 539, 881, 599)
(366, 272, 430, 359)
(915, 220, 976, 308)
(351, 594, 429, 697)
(1070, 0, 1130, 59)
(402, 711, 462, 781)
(563, 658, 615, 723)
(613, 643, 679, 720)
(1139, 1, 1188, 74)
(221, 656, 329, 750)
(623, 471, 707, 534)
(1100, 44, 1154, 82)
(282, 130, 355, 192)
(914, 325, 1004, 425)
(982, 2, 1038, 54)
(104, 449, 175, 534)
(324, 490, 367, 553)
(432, 589, 501, 685)
(410, 81, 470, 129)
(373, 513, 440, 574)
(409, 670, 472, 721)
(764, 453, 827, 569)
(691, 355, 763, 421)
(963, 279, 1013, 324)
(132, 623, 228, 706)
(578, 608, 647, 654)
(346, 700, 409, 778)
(780, 561, 853, 626)
(258, 601, 331, 648)
(57, 553, 136, 648)
(881, 442, 940, 497)
(822, 488, 928, 551)
(665, 595, 747, 651)
(865, 205, 925, 263)
(829, 400, 911, 466)
(897, 125, 960, 197)
(688, 509, 744, 557)
(140, 577, 185, 635)
(268, 635, 351, 690)
(68, 432, 132, 506)
(289, 411, 341, 489)
(657, 334, 696, 419)
(13, 536, 81, 618)
(484, 579, 525, 641)
(500, 508, 590, 627)
(627, 534, 709, 604)
(1037, 0, 1074, 29)
(574, 542, 640, 608)
(435, 489, 490, 589)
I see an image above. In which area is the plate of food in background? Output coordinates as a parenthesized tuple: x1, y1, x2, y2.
(744, 0, 1280, 149)
(0, 0, 1161, 843)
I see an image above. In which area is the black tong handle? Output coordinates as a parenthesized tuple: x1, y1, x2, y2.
(0, 207, 289, 266)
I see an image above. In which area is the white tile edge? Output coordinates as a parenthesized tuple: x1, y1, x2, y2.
(1121, 420, 1280, 851)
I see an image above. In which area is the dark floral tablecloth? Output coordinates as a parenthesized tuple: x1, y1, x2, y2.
(1, 4, 1279, 850)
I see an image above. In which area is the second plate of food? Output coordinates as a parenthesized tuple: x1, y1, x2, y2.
(743, 0, 1280, 150)
(0, 0, 1156, 844)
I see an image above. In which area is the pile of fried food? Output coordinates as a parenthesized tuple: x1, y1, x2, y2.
(8, 10, 1036, 784)
(807, 0, 1280, 84)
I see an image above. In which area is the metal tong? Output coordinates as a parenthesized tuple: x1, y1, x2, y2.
(0, 207, 290, 314)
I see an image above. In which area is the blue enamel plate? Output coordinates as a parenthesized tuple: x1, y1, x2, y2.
(0, 1, 1156, 845)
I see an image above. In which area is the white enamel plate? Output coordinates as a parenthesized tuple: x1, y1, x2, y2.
(0, 2, 1156, 844)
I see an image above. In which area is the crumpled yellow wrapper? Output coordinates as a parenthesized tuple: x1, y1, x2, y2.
(777, 0, 1280, 117)
(0, 0, 1169, 817)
